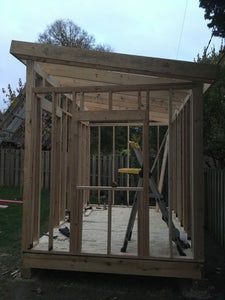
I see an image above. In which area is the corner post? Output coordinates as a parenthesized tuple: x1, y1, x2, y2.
(22, 60, 35, 250)
(190, 84, 204, 260)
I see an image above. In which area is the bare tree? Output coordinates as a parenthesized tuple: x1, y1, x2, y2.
(38, 19, 112, 51)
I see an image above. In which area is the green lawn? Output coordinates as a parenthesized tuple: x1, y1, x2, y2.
(0, 187, 23, 255)
(0, 187, 49, 254)
(0, 186, 49, 294)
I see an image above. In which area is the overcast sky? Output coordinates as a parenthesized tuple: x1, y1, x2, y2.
(0, 0, 222, 110)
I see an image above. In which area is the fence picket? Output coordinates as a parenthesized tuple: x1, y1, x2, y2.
(205, 169, 225, 249)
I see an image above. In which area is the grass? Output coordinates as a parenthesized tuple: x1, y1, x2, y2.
(0, 186, 50, 253)
(0, 187, 23, 255)
(0, 186, 50, 297)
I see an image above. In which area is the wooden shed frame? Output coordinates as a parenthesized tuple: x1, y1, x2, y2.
(10, 40, 219, 279)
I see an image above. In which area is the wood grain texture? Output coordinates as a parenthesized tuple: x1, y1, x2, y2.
(11, 40, 218, 82)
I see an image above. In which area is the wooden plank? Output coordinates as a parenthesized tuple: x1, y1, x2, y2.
(70, 92, 82, 254)
(190, 85, 204, 260)
(4, 150, 9, 186)
(33, 82, 199, 95)
(182, 104, 187, 232)
(126, 126, 130, 206)
(9, 150, 14, 186)
(156, 126, 160, 183)
(66, 113, 72, 211)
(22, 60, 35, 250)
(81, 124, 86, 204)
(40, 63, 189, 85)
(86, 125, 91, 204)
(107, 191, 112, 255)
(32, 95, 42, 243)
(92, 155, 96, 186)
(60, 98, 68, 220)
(103, 156, 107, 186)
(48, 92, 57, 251)
(86, 110, 168, 123)
(138, 90, 149, 257)
(97, 126, 101, 205)
(168, 90, 173, 258)
(5, 150, 10, 186)
(77, 123, 83, 187)
(176, 113, 182, 223)
(20, 150, 24, 191)
(108, 155, 112, 187)
(74, 110, 145, 122)
(54, 103, 62, 225)
(151, 129, 168, 174)
(22, 252, 203, 279)
(15, 150, 20, 186)
(11, 40, 218, 82)
(78, 91, 184, 111)
(112, 126, 115, 205)
(46, 151, 50, 189)
(0, 149, 4, 185)
(35, 64, 186, 108)
(80, 92, 85, 111)
(89, 122, 168, 127)
(181, 109, 184, 226)
(76, 186, 143, 191)
(185, 100, 191, 238)
(157, 135, 169, 195)
(4, 150, 8, 186)
(172, 117, 177, 215)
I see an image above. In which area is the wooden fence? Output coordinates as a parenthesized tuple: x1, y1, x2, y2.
(1, 149, 225, 246)
(0, 149, 137, 189)
(0, 149, 24, 186)
(205, 168, 225, 248)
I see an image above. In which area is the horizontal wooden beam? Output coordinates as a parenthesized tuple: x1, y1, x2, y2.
(11, 40, 219, 83)
(76, 90, 185, 106)
(35, 63, 186, 112)
(83, 104, 168, 122)
(33, 82, 198, 95)
(89, 122, 168, 126)
(74, 110, 145, 122)
(76, 186, 143, 191)
(41, 63, 186, 85)
(22, 252, 202, 279)
(84, 102, 168, 114)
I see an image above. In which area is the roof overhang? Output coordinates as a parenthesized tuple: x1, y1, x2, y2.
(10, 40, 220, 124)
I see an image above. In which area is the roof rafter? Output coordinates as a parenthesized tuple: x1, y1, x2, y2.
(11, 40, 219, 83)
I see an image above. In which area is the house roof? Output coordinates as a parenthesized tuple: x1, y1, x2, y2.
(10, 40, 219, 124)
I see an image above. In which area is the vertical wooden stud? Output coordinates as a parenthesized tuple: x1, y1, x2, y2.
(190, 85, 204, 260)
(48, 92, 57, 251)
(32, 94, 42, 243)
(61, 97, 68, 220)
(107, 190, 112, 255)
(126, 125, 130, 206)
(168, 89, 173, 258)
(70, 92, 82, 254)
(98, 126, 101, 205)
(138, 90, 149, 257)
(22, 60, 35, 250)
(112, 126, 115, 205)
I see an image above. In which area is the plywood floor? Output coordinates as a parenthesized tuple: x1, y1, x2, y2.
(33, 207, 192, 258)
